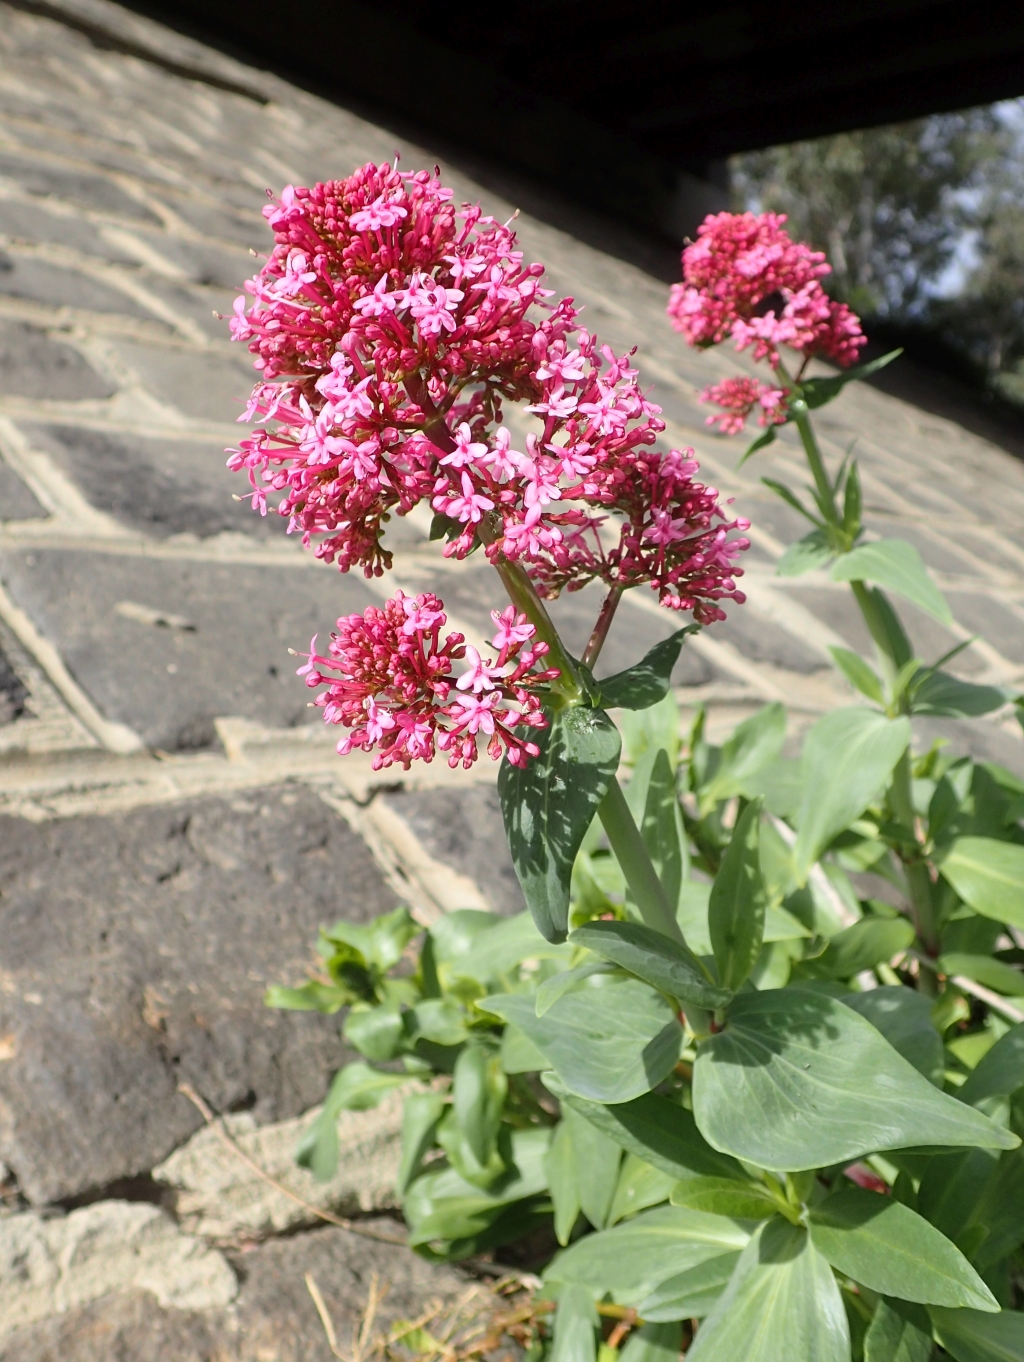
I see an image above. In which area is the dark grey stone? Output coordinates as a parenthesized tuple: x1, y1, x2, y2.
(0, 785, 397, 1204)
(0, 458, 46, 521)
(0, 152, 162, 223)
(0, 548, 378, 750)
(140, 276, 240, 341)
(107, 341, 259, 422)
(384, 785, 523, 916)
(912, 717, 1024, 779)
(0, 199, 141, 266)
(0, 1224, 469, 1362)
(0, 320, 114, 400)
(0, 254, 154, 319)
(0, 644, 28, 724)
(23, 424, 273, 540)
(948, 592, 1024, 666)
(710, 605, 827, 675)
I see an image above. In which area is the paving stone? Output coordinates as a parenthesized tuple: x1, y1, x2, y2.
(0, 785, 396, 1203)
(0, 642, 28, 723)
(0, 198, 142, 266)
(0, 252, 157, 318)
(710, 603, 828, 674)
(0, 318, 115, 399)
(0, 456, 45, 520)
(0, 1223, 472, 1362)
(913, 717, 1024, 779)
(154, 1091, 404, 1240)
(0, 151, 162, 223)
(383, 785, 524, 916)
(0, 549, 378, 748)
(0, 1201, 237, 1337)
(108, 340, 259, 422)
(24, 423, 273, 540)
(948, 592, 1024, 665)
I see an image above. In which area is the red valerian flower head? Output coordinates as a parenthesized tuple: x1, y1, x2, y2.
(667, 211, 866, 370)
(296, 592, 558, 770)
(700, 376, 789, 435)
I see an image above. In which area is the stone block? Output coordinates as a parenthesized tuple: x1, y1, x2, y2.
(154, 1091, 404, 1240)
(0, 785, 396, 1203)
(0, 643, 28, 723)
(0, 319, 115, 399)
(0, 457, 45, 520)
(0, 150, 162, 223)
(0, 548, 378, 748)
(0, 252, 154, 318)
(0, 1289, 221, 1362)
(106, 339, 259, 421)
(0, 1201, 237, 1337)
(948, 592, 1024, 666)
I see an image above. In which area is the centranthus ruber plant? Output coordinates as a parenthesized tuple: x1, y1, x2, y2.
(234, 172, 1023, 1362)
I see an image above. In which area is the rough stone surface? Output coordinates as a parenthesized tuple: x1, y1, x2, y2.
(0, 785, 396, 1204)
(154, 1093, 404, 1241)
(0, 1201, 238, 1336)
(0, 458, 46, 520)
(0, 319, 115, 400)
(0, 644, 28, 723)
(0, 1290, 223, 1362)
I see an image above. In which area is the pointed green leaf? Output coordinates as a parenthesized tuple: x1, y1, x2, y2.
(798, 349, 902, 409)
(452, 1043, 506, 1166)
(864, 1298, 933, 1362)
(832, 537, 952, 625)
(912, 670, 1009, 719)
(793, 708, 911, 883)
(637, 1253, 742, 1321)
(940, 838, 1024, 930)
(569, 919, 731, 1009)
(398, 1089, 446, 1196)
(762, 475, 823, 527)
(808, 1185, 997, 1309)
(563, 1103, 622, 1230)
(500, 1023, 549, 1074)
(550, 1283, 598, 1362)
(709, 800, 767, 990)
(692, 989, 1019, 1171)
(637, 748, 689, 909)
(829, 646, 886, 705)
(544, 1204, 751, 1305)
(940, 953, 1024, 997)
(619, 1322, 682, 1362)
(960, 1024, 1024, 1106)
(608, 1154, 677, 1225)
(537, 960, 613, 1016)
(686, 1219, 850, 1362)
(801, 917, 916, 980)
(543, 1076, 745, 1182)
(842, 987, 943, 1084)
(671, 1176, 784, 1221)
(599, 628, 698, 710)
(545, 1119, 582, 1246)
(499, 707, 621, 941)
(777, 528, 836, 578)
(930, 1306, 1024, 1362)
(481, 979, 682, 1104)
(699, 703, 787, 811)
(738, 424, 777, 467)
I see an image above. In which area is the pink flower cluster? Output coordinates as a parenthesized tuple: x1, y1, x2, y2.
(667, 212, 866, 432)
(225, 162, 749, 623)
(297, 594, 556, 770)
(700, 377, 788, 436)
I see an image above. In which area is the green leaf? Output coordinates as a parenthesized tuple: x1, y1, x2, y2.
(960, 1024, 1024, 1106)
(619, 1322, 681, 1362)
(499, 706, 622, 941)
(776, 528, 836, 578)
(343, 1002, 405, 1061)
(911, 670, 1009, 719)
(762, 476, 824, 528)
(829, 646, 886, 705)
(737, 424, 777, 467)
(537, 961, 612, 1017)
(832, 537, 952, 626)
(619, 692, 682, 768)
(599, 628, 698, 710)
(637, 1253, 742, 1321)
(799, 349, 902, 408)
(842, 987, 943, 1084)
(635, 748, 689, 910)
(569, 919, 731, 1009)
(550, 1285, 598, 1362)
(686, 1219, 850, 1362)
(941, 838, 1024, 930)
(808, 1185, 997, 1309)
(452, 1043, 506, 1166)
(296, 1063, 409, 1182)
(544, 1204, 751, 1305)
(264, 981, 350, 1013)
(793, 708, 911, 883)
(864, 1298, 933, 1362)
(398, 1089, 446, 1196)
(670, 1176, 785, 1221)
(699, 704, 787, 811)
(801, 917, 916, 980)
(500, 1023, 549, 1074)
(545, 1120, 582, 1246)
(941, 953, 1024, 997)
(544, 1077, 745, 1182)
(607, 1154, 677, 1225)
(692, 989, 1019, 1171)
(563, 1103, 622, 1230)
(481, 979, 682, 1104)
(930, 1306, 1024, 1362)
(454, 910, 572, 982)
(709, 799, 767, 990)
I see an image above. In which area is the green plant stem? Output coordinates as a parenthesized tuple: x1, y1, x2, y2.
(849, 580, 900, 689)
(791, 400, 838, 525)
(582, 585, 624, 670)
(889, 751, 939, 975)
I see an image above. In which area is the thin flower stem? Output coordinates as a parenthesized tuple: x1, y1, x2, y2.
(582, 585, 624, 671)
(791, 402, 838, 525)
